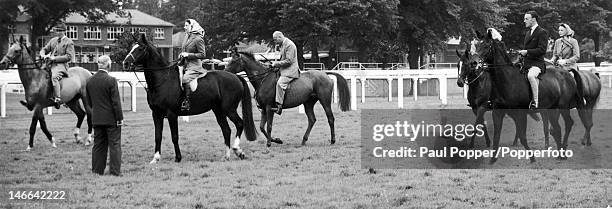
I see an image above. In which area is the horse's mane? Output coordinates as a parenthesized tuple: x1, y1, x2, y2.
(491, 39, 512, 64)
(238, 51, 256, 61)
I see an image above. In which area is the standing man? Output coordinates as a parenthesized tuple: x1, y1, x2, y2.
(517, 11, 548, 110)
(86, 55, 123, 176)
(270, 31, 300, 115)
(39, 21, 75, 109)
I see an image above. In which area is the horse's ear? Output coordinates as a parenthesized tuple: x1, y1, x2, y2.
(18, 36, 24, 45)
(140, 33, 148, 44)
(475, 30, 484, 40)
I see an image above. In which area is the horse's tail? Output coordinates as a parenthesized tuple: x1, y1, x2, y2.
(325, 71, 351, 111)
(570, 68, 585, 108)
(591, 68, 600, 79)
(238, 75, 257, 141)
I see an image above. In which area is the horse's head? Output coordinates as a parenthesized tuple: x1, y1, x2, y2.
(123, 34, 151, 70)
(456, 46, 481, 87)
(225, 48, 267, 76)
(0, 38, 29, 70)
(472, 28, 509, 68)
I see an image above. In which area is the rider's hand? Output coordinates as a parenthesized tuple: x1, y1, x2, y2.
(557, 59, 567, 65)
(117, 120, 123, 127)
(518, 50, 528, 56)
(179, 52, 189, 58)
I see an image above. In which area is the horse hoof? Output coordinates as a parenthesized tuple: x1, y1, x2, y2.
(175, 157, 182, 163)
(272, 138, 283, 144)
(266, 142, 272, 147)
(586, 142, 592, 146)
(330, 139, 336, 145)
(25, 146, 32, 151)
(238, 152, 247, 160)
(149, 159, 159, 164)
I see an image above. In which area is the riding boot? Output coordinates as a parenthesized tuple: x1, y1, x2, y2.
(50, 84, 62, 109)
(181, 84, 192, 111)
(528, 77, 539, 110)
(273, 102, 283, 115)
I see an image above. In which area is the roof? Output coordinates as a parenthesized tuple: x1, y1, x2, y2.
(64, 9, 174, 27)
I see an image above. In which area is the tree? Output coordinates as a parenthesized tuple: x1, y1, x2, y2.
(0, 0, 23, 55)
(14, 0, 118, 52)
(398, 0, 509, 69)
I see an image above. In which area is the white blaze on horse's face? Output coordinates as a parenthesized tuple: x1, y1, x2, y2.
(123, 44, 140, 67)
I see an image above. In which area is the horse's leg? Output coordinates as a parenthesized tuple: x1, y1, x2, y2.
(560, 109, 573, 151)
(258, 109, 272, 147)
(301, 99, 318, 146)
(266, 105, 283, 146)
(578, 108, 594, 146)
(514, 111, 535, 163)
(546, 109, 564, 158)
(66, 99, 86, 144)
(472, 106, 489, 148)
(213, 109, 233, 160)
(36, 107, 56, 148)
(543, 115, 550, 148)
(490, 110, 504, 164)
(26, 107, 40, 150)
(226, 111, 246, 159)
(320, 95, 336, 145)
(166, 112, 181, 162)
(81, 98, 94, 145)
(150, 110, 165, 164)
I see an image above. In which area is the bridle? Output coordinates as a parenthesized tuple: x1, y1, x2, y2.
(232, 53, 278, 84)
(459, 58, 486, 85)
(2, 42, 43, 70)
(124, 43, 180, 92)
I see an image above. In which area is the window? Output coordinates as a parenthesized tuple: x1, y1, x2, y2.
(67, 26, 78, 40)
(107, 27, 124, 40)
(129, 27, 147, 34)
(83, 26, 101, 40)
(154, 28, 164, 39)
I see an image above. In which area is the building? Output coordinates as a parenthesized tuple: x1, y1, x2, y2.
(6, 9, 174, 71)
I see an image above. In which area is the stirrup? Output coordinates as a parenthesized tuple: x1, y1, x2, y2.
(529, 101, 537, 110)
(181, 100, 190, 111)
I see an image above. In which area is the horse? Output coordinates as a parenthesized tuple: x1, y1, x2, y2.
(472, 28, 599, 163)
(456, 47, 540, 149)
(225, 49, 351, 147)
(0, 37, 93, 150)
(122, 34, 256, 163)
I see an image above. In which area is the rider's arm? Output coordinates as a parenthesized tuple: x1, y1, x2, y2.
(274, 43, 296, 68)
(526, 30, 547, 57)
(53, 39, 74, 63)
(550, 39, 559, 63)
(39, 38, 53, 57)
(565, 38, 580, 65)
(184, 38, 206, 60)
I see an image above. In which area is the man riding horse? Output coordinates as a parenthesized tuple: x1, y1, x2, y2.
(517, 11, 548, 110)
(269, 31, 300, 115)
(39, 21, 75, 109)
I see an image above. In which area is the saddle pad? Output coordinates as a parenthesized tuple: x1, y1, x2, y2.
(189, 71, 208, 91)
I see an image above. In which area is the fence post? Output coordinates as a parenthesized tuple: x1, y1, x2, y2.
(387, 78, 393, 102)
(1, 83, 6, 118)
(130, 81, 137, 112)
(350, 77, 357, 110)
(398, 76, 403, 109)
(412, 78, 418, 101)
(463, 85, 468, 99)
(360, 77, 366, 103)
(47, 107, 52, 115)
(439, 77, 447, 105)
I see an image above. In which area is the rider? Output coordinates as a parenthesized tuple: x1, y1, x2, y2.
(549, 23, 584, 106)
(39, 21, 75, 108)
(270, 31, 300, 115)
(517, 11, 548, 110)
(179, 19, 206, 111)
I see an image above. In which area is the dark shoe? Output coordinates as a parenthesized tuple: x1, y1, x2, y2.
(271, 103, 282, 115)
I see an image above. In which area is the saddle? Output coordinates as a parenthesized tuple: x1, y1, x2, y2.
(178, 65, 208, 92)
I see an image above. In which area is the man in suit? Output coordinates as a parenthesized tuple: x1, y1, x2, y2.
(86, 55, 123, 176)
(39, 21, 75, 108)
(517, 11, 548, 110)
(270, 31, 300, 115)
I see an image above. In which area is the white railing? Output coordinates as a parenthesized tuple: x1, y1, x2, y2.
(303, 63, 326, 71)
(419, 62, 458, 70)
(331, 62, 408, 71)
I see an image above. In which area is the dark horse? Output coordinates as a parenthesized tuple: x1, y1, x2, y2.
(0, 37, 92, 150)
(122, 34, 256, 163)
(456, 47, 541, 148)
(473, 28, 600, 163)
(225, 49, 350, 147)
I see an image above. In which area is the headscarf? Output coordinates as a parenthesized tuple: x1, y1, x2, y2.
(185, 19, 205, 38)
(560, 23, 574, 37)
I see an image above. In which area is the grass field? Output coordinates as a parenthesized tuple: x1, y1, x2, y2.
(1, 81, 612, 208)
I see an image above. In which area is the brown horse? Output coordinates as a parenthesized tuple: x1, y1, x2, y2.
(225, 49, 351, 147)
(0, 38, 93, 150)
